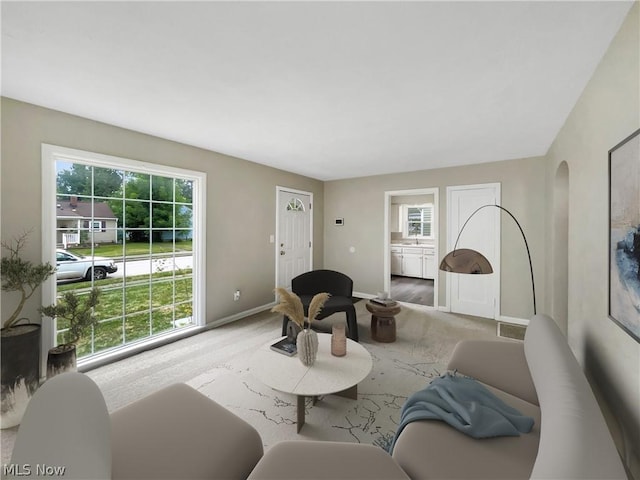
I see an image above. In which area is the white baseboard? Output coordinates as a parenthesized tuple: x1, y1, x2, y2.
(353, 291, 375, 300)
(206, 302, 277, 329)
(497, 315, 530, 326)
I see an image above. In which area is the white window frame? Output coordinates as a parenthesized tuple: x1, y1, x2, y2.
(41, 144, 206, 371)
(400, 203, 434, 239)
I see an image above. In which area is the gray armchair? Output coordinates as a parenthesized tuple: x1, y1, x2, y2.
(281, 269, 359, 342)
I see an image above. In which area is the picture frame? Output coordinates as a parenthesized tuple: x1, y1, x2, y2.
(608, 128, 640, 343)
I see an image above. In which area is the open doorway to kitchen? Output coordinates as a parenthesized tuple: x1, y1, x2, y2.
(384, 188, 439, 308)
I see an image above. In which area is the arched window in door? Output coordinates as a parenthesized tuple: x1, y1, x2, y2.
(286, 198, 306, 212)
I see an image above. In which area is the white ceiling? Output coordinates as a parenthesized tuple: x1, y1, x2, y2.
(1, 1, 634, 181)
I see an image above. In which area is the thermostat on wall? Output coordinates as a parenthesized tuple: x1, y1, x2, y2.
(335, 218, 344, 226)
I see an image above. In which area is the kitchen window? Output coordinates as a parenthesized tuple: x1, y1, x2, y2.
(401, 204, 434, 239)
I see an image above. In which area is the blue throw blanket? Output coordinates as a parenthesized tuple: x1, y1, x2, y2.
(388, 372, 534, 453)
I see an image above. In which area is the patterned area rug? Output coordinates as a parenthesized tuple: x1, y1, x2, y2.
(187, 339, 446, 451)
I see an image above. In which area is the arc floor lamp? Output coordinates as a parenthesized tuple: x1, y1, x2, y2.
(439, 204, 537, 315)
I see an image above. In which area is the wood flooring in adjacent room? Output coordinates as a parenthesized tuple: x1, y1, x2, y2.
(391, 275, 434, 306)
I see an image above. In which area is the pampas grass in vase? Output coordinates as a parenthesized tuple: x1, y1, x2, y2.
(272, 288, 330, 366)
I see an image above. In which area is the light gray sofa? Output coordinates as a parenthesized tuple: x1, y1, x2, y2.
(9, 374, 264, 480)
(110, 383, 264, 480)
(391, 314, 627, 480)
(9, 314, 627, 480)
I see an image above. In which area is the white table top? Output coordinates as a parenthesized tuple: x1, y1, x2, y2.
(251, 333, 373, 397)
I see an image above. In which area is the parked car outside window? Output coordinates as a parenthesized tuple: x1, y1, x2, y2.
(56, 249, 117, 282)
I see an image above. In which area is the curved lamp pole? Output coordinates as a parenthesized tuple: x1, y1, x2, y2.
(439, 204, 536, 315)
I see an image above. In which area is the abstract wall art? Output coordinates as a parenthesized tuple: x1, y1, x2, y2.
(609, 128, 640, 342)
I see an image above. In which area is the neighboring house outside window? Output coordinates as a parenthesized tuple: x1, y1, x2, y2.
(56, 196, 118, 247)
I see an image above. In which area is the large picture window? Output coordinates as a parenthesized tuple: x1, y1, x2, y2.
(42, 145, 206, 364)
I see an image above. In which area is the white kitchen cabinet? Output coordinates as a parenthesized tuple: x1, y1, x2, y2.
(391, 248, 403, 275)
(391, 245, 437, 278)
(422, 247, 435, 280)
(401, 247, 423, 278)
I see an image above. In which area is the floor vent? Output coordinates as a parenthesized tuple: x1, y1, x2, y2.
(497, 322, 527, 341)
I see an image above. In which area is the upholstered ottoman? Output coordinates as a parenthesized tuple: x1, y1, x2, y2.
(111, 383, 264, 480)
(247, 440, 410, 479)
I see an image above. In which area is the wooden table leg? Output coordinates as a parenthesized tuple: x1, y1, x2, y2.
(335, 385, 358, 400)
(297, 395, 305, 433)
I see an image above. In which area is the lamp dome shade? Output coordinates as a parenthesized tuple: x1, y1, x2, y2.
(439, 248, 493, 274)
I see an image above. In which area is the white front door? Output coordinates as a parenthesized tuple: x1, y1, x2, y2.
(446, 183, 500, 319)
(276, 188, 312, 290)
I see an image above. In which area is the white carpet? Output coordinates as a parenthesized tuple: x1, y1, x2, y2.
(187, 338, 447, 450)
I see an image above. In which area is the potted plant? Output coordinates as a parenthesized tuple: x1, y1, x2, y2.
(272, 288, 329, 366)
(40, 287, 100, 378)
(1, 233, 56, 429)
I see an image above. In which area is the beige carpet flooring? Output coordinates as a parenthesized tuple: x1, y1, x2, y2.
(1, 300, 507, 463)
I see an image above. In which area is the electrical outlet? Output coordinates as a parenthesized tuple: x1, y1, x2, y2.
(234, 290, 241, 301)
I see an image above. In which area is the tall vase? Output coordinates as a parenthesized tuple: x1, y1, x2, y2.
(331, 324, 347, 356)
(296, 329, 318, 366)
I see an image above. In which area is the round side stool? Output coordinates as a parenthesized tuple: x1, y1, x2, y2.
(366, 300, 401, 343)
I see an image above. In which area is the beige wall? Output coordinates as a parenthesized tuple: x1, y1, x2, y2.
(324, 155, 547, 320)
(0, 98, 324, 326)
(544, 4, 639, 477)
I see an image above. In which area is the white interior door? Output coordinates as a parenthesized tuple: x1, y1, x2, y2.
(276, 188, 312, 290)
(447, 184, 500, 319)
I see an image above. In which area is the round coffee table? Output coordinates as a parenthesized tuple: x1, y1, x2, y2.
(366, 300, 401, 343)
(251, 333, 372, 432)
